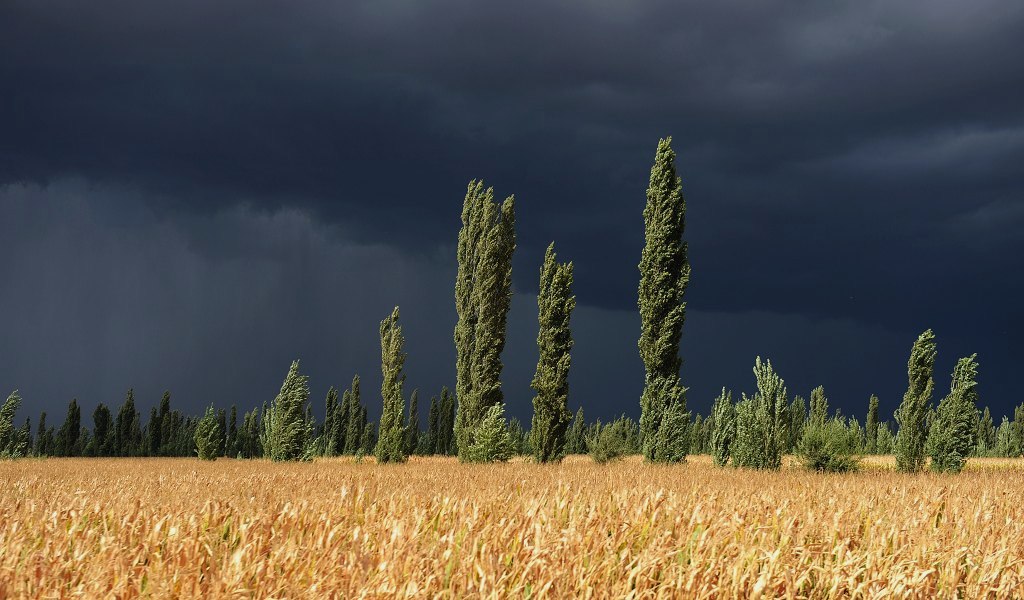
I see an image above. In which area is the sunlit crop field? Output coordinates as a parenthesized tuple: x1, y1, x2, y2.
(2, 456, 1024, 598)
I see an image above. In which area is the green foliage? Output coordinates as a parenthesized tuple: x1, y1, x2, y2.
(798, 415, 862, 472)
(565, 407, 587, 455)
(56, 399, 82, 457)
(876, 422, 895, 454)
(376, 306, 409, 464)
(895, 329, 937, 472)
(404, 389, 420, 456)
(454, 180, 516, 461)
(435, 387, 456, 456)
(587, 418, 632, 464)
(462, 403, 514, 463)
(865, 395, 880, 454)
(530, 243, 576, 463)
(784, 396, 806, 453)
(651, 400, 689, 463)
(928, 354, 979, 473)
(638, 137, 690, 463)
(710, 388, 735, 467)
(194, 405, 221, 461)
(0, 391, 28, 459)
(731, 357, 787, 470)
(809, 386, 828, 425)
(261, 360, 311, 462)
(975, 407, 996, 456)
(344, 376, 365, 455)
(115, 389, 144, 457)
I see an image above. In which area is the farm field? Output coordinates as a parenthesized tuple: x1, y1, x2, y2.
(2, 456, 1024, 598)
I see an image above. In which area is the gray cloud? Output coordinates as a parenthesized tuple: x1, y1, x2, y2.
(0, 0, 1021, 420)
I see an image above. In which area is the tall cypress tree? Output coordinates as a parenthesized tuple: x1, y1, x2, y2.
(376, 307, 408, 463)
(894, 329, 937, 472)
(638, 137, 691, 463)
(454, 180, 516, 460)
(865, 395, 880, 454)
(928, 354, 979, 473)
(530, 243, 576, 463)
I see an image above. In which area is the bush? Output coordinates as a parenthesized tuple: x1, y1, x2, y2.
(589, 417, 634, 464)
(798, 416, 862, 473)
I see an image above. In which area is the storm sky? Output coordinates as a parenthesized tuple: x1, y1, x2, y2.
(2, 0, 1022, 426)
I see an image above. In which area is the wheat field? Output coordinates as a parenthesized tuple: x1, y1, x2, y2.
(2, 456, 1023, 599)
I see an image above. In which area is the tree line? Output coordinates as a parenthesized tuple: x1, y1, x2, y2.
(0, 138, 1001, 472)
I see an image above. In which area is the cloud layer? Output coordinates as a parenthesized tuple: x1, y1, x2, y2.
(1, 0, 1021, 420)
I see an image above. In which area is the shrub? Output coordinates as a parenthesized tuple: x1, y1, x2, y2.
(588, 420, 629, 464)
(798, 416, 862, 473)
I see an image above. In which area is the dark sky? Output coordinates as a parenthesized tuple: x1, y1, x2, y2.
(2, 0, 1022, 427)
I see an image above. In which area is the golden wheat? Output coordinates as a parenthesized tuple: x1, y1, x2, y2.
(1, 455, 1023, 599)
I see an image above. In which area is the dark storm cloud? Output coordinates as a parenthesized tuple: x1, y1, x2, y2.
(1, 1, 1022, 419)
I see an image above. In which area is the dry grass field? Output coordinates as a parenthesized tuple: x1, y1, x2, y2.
(2, 455, 1024, 599)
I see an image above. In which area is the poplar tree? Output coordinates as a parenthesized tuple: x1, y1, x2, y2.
(157, 392, 172, 455)
(261, 360, 311, 461)
(809, 386, 828, 424)
(344, 376, 363, 455)
(928, 354, 979, 473)
(375, 307, 408, 463)
(35, 412, 49, 456)
(454, 180, 516, 460)
(0, 391, 23, 458)
(732, 357, 787, 470)
(57, 399, 82, 457)
(227, 405, 238, 457)
(115, 389, 142, 457)
(865, 395, 880, 454)
(977, 406, 996, 455)
(195, 405, 221, 461)
(785, 396, 806, 453)
(710, 388, 735, 467)
(323, 387, 339, 456)
(91, 403, 114, 456)
(426, 395, 440, 454)
(566, 407, 587, 455)
(216, 408, 227, 457)
(894, 329, 937, 472)
(638, 137, 691, 462)
(530, 243, 576, 463)
(438, 387, 456, 455)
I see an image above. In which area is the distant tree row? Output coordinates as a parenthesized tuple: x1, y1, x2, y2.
(0, 138, 999, 472)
